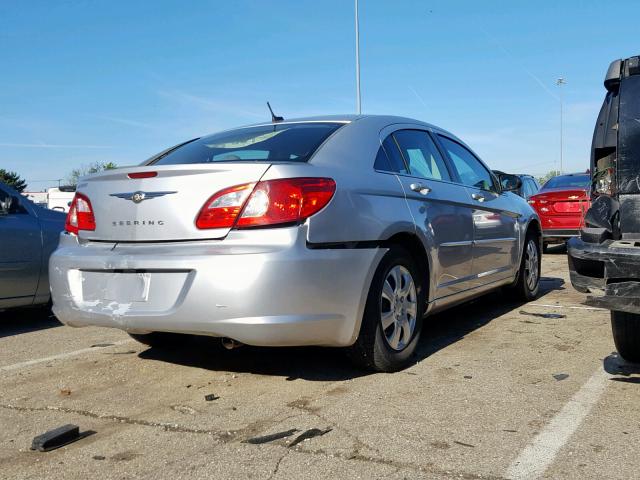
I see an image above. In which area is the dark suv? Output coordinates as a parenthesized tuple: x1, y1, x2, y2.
(568, 55, 640, 360)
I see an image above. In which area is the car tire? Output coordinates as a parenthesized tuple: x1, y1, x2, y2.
(506, 232, 541, 301)
(611, 311, 640, 362)
(128, 332, 179, 349)
(348, 245, 426, 372)
(542, 242, 549, 254)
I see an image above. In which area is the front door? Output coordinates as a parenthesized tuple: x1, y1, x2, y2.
(436, 135, 518, 286)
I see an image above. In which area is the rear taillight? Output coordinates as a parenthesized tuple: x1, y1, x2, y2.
(65, 193, 96, 235)
(195, 183, 256, 229)
(195, 177, 336, 230)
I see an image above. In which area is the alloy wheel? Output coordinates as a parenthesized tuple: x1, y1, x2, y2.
(380, 265, 418, 351)
(525, 239, 540, 292)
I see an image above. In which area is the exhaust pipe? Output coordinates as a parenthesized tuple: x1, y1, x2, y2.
(221, 338, 243, 350)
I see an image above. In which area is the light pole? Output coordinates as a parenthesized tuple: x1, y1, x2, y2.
(355, 0, 361, 115)
(556, 77, 566, 174)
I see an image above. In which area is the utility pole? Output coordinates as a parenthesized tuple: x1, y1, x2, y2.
(355, 0, 361, 115)
(556, 77, 566, 174)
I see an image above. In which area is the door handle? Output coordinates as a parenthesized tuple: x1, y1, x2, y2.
(410, 183, 431, 195)
(471, 193, 486, 202)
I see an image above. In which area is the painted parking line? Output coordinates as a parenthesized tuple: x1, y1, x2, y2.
(0, 339, 134, 372)
(529, 303, 608, 312)
(506, 367, 610, 479)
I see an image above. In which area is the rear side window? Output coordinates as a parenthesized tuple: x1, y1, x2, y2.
(438, 136, 494, 191)
(150, 122, 344, 165)
(542, 174, 591, 190)
(375, 136, 409, 174)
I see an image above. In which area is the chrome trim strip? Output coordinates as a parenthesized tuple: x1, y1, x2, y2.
(441, 240, 474, 247)
(477, 266, 510, 278)
(437, 265, 511, 288)
(474, 237, 517, 244)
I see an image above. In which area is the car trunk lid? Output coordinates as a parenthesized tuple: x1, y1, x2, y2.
(76, 164, 271, 242)
(533, 188, 589, 213)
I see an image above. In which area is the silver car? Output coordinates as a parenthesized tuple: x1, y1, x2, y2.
(50, 115, 541, 371)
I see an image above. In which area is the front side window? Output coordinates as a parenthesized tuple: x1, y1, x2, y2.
(392, 130, 450, 181)
(438, 136, 494, 191)
(151, 122, 344, 165)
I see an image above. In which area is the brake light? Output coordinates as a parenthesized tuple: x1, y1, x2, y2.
(128, 171, 157, 179)
(195, 178, 336, 230)
(65, 193, 96, 235)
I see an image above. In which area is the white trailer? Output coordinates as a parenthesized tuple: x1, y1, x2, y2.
(47, 187, 75, 212)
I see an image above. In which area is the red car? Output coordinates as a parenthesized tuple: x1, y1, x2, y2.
(528, 173, 591, 252)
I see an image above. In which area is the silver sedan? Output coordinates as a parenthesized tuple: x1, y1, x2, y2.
(50, 115, 541, 371)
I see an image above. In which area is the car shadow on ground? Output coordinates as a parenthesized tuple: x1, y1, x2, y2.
(603, 352, 640, 384)
(544, 243, 568, 254)
(0, 306, 61, 339)
(138, 277, 565, 381)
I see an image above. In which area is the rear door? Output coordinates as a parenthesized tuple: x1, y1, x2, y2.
(379, 127, 474, 298)
(0, 185, 41, 301)
(436, 135, 519, 286)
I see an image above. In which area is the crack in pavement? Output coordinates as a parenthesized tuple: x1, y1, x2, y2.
(268, 449, 290, 480)
(284, 391, 508, 479)
(0, 403, 236, 439)
(298, 446, 509, 480)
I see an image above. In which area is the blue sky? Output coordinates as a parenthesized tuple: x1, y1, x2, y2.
(1, 0, 638, 190)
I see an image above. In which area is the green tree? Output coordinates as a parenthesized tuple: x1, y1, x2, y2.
(537, 170, 561, 186)
(0, 169, 27, 192)
(66, 161, 117, 186)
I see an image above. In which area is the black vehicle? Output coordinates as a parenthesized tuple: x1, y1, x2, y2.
(568, 55, 640, 360)
(493, 171, 540, 199)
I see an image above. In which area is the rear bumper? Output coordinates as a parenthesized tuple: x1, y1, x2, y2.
(567, 237, 640, 314)
(50, 227, 384, 347)
(542, 229, 580, 241)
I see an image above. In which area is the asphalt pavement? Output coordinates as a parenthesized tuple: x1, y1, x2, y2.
(1, 249, 637, 480)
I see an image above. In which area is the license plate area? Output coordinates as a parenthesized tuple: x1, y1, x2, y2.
(70, 269, 193, 313)
(102, 272, 151, 302)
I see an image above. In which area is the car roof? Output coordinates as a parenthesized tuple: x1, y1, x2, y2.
(231, 114, 455, 135)
(228, 114, 471, 149)
(492, 171, 536, 178)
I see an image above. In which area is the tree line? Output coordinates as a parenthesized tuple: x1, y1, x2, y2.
(0, 162, 117, 192)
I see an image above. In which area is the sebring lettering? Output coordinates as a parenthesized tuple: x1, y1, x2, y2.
(112, 220, 165, 226)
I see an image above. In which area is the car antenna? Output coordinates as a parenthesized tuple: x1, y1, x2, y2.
(267, 102, 284, 123)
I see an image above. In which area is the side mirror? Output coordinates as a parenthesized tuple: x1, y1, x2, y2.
(499, 174, 522, 193)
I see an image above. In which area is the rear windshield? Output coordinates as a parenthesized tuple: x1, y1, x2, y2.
(150, 122, 344, 165)
(542, 174, 590, 190)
